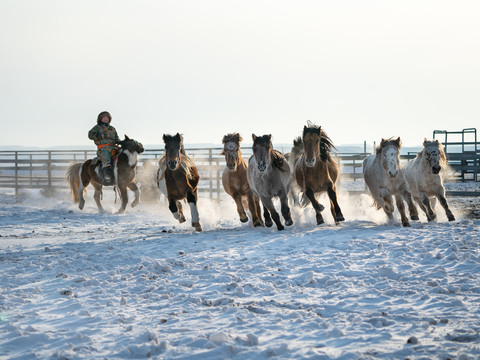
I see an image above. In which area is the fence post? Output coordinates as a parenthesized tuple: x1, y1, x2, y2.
(216, 159, 221, 202)
(48, 151, 52, 191)
(15, 151, 19, 197)
(209, 149, 213, 200)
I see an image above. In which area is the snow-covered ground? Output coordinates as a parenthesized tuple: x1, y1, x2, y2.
(1, 185, 479, 359)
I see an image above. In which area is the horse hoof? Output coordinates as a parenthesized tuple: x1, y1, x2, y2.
(316, 218, 324, 225)
(411, 215, 419, 221)
(240, 217, 249, 223)
(131, 201, 139, 208)
(277, 225, 285, 231)
(402, 222, 411, 227)
(192, 223, 202, 232)
(448, 215, 456, 221)
(336, 215, 345, 222)
(253, 220, 264, 227)
(179, 216, 186, 223)
(285, 219, 293, 226)
(265, 220, 273, 228)
(79, 202, 85, 210)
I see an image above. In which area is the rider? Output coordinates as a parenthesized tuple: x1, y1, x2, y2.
(88, 111, 121, 185)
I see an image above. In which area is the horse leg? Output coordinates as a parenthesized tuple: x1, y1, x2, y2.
(169, 198, 186, 223)
(262, 197, 284, 231)
(78, 179, 88, 210)
(279, 190, 293, 226)
(436, 192, 455, 221)
(232, 192, 248, 223)
(379, 189, 394, 222)
(92, 183, 105, 214)
(117, 184, 128, 214)
(247, 192, 264, 227)
(395, 194, 410, 227)
(262, 204, 273, 228)
(305, 188, 325, 225)
(327, 185, 345, 223)
(399, 186, 419, 221)
(128, 182, 140, 208)
(187, 191, 202, 232)
(421, 193, 436, 221)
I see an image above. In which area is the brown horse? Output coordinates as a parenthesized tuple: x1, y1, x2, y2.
(66, 135, 145, 214)
(295, 122, 345, 225)
(221, 133, 264, 227)
(157, 133, 202, 232)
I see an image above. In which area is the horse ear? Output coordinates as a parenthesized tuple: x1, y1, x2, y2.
(268, 134, 272, 141)
(162, 134, 167, 143)
(380, 138, 387, 147)
(124, 134, 130, 141)
(395, 137, 402, 149)
(252, 134, 257, 141)
(423, 138, 428, 146)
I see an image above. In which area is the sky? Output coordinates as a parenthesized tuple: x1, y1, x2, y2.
(1, 0, 479, 148)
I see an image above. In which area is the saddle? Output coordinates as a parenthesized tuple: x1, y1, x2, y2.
(92, 154, 120, 186)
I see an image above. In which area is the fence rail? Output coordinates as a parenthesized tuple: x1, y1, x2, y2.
(0, 148, 478, 199)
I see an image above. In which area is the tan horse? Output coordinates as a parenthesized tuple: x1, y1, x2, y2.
(404, 139, 455, 221)
(221, 133, 264, 227)
(295, 123, 345, 225)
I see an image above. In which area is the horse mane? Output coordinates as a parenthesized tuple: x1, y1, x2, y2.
(221, 133, 242, 156)
(271, 149, 287, 171)
(303, 122, 335, 161)
(158, 151, 196, 180)
(376, 137, 401, 155)
(222, 133, 242, 144)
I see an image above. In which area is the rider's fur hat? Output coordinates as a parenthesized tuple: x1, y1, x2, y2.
(97, 111, 112, 124)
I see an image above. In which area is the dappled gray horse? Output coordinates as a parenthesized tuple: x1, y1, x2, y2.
(363, 137, 418, 227)
(404, 139, 455, 222)
(247, 134, 293, 231)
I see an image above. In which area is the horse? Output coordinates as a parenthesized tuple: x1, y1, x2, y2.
(294, 123, 345, 225)
(246, 134, 293, 231)
(404, 139, 455, 222)
(363, 137, 419, 227)
(285, 136, 303, 206)
(66, 135, 145, 214)
(221, 133, 264, 227)
(157, 133, 202, 232)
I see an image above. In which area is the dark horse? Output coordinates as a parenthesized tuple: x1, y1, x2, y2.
(221, 133, 263, 227)
(157, 133, 202, 232)
(66, 135, 145, 214)
(247, 134, 293, 231)
(294, 122, 345, 225)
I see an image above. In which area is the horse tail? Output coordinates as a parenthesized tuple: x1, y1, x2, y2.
(66, 163, 83, 203)
(298, 192, 310, 208)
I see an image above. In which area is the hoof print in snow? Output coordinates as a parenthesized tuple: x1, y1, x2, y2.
(59, 289, 73, 296)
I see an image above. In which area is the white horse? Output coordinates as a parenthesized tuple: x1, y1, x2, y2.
(363, 137, 419, 227)
(404, 139, 455, 222)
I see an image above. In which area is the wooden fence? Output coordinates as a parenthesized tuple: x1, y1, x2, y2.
(0, 148, 478, 199)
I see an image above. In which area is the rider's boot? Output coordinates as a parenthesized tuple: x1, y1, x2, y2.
(103, 165, 114, 186)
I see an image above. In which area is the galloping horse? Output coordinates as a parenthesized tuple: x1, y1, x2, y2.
(285, 136, 303, 206)
(66, 135, 145, 214)
(247, 134, 293, 231)
(404, 139, 455, 221)
(157, 133, 202, 232)
(294, 122, 345, 225)
(221, 133, 264, 227)
(363, 137, 419, 227)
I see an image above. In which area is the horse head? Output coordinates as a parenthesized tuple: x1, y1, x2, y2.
(119, 135, 145, 154)
(423, 139, 445, 174)
(163, 133, 183, 171)
(378, 137, 401, 177)
(302, 125, 322, 167)
(221, 133, 242, 172)
(252, 134, 273, 174)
